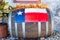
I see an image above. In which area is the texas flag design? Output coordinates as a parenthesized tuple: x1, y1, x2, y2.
(14, 8, 48, 23)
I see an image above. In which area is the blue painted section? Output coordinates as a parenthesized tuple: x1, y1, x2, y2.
(14, 9, 25, 23)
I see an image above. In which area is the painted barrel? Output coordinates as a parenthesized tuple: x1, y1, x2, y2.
(10, 9, 54, 38)
(0, 23, 8, 38)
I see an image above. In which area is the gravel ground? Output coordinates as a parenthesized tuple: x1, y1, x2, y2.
(45, 31, 60, 40)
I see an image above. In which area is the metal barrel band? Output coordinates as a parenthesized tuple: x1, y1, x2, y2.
(8, 9, 13, 38)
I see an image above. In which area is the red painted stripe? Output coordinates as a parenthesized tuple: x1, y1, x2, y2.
(25, 12, 48, 22)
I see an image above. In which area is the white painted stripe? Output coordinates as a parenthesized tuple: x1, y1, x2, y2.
(22, 22, 25, 38)
(15, 23, 18, 37)
(38, 22, 41, 37)
(25, 8, 47, 13)
(46, 22, 48, 35)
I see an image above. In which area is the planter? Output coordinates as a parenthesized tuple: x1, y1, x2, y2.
(0, 23, 8, 38)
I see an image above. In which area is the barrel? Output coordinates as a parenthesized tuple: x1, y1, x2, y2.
(11, 10, 54, 38)
(0, 23, 8, 38)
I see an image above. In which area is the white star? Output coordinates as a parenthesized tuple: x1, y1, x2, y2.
(17, 11, 23, 15)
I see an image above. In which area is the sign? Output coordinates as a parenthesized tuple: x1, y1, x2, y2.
(14, 8, 48, 23)
(14, 0, 38, 3)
